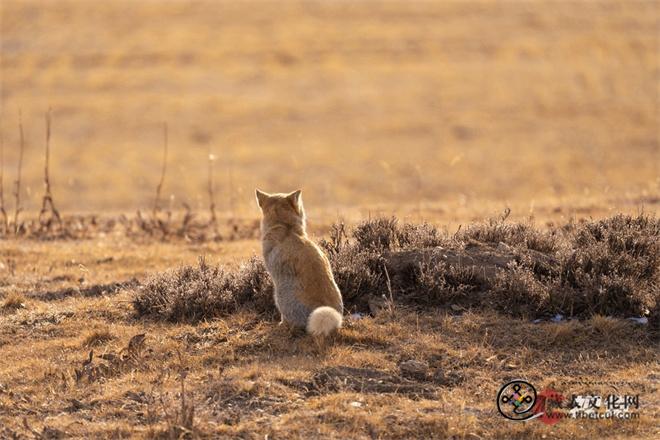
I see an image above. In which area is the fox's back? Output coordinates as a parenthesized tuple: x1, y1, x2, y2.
(264, 233, 342, 311)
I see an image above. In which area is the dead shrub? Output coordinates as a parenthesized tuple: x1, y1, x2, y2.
(133, 214, 657, 324)
(352, 217, 400, 250)
(406, 260, 486, 306)
(396, 222, 447, 249)
(491, 263, 550, 318)
(133, 256, 275, 323)
(326, 246, 388, 310)
(459, 213, 560, 254)
(556, 214, 658, 318)
(350, 217, 446, 251)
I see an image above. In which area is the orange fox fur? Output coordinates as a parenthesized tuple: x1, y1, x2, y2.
(255, 189, 343, 336)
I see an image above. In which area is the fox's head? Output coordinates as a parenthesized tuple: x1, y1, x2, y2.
(255, 189, 306, 233)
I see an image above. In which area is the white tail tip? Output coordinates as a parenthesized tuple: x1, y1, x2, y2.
(307, 306, 343, 336)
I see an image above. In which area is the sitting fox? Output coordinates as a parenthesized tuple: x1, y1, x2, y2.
(255, 189, 343, 336)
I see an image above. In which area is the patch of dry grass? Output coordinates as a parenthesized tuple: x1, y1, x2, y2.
(1, 292, 26, 313)
(81, 328, 115, 348)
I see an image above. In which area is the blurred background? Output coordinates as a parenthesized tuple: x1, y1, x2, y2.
(1, 0, 658, 224)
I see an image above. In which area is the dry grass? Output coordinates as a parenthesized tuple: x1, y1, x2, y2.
(0, 215, 656, 438)
(1, 292, 26, 313)
(0, 0, 657, 222)
(81, 328, 115, 348)
(0, 1, 658, 438)
(133, 256, 274, 323)
(0, 284, 656, 438)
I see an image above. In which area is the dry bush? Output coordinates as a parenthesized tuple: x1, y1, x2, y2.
(320, 217, 449, 310)
(352, 217, 400, 250)
(490, 262, 551, 318)
(322, 244, 388, 310)
(555, 214, 659, 324)
(133, 214, 658, 325)
(409, 260, 487, 306)
(350, 217, 447, 251)
(458, 209, 560, 253)
(133, 256, 274, 323)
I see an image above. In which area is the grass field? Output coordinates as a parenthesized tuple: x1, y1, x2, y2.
(1, 0, 658, 220)
(1, 0, 659, 438)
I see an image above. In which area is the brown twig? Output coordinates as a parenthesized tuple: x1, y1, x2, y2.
(227, 158, 235, 219)
(13, 110, 25, 235)
(207, 147, 217, 224)
(180, 202, 194, 237)
(383, 263, 395, 315)
(152, 122, 168, 219)
(0, 120, 8, 234)
(39, 108, 62, 231)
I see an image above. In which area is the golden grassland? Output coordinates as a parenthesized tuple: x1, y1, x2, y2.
(1, 0, 658, 222)
(0, 1, 659, 438)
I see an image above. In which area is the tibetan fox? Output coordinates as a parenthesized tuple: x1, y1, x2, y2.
(255, 189, 343, 336)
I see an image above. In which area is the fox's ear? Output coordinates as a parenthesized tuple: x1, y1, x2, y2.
(287, 189, 303, 213)
(255, 189, 269, 208)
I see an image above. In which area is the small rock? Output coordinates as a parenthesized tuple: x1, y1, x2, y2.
(551, 314, 564, 322)
(399, 360, 429, 379)
(350, 401, 363, 408)
(349, 312, 364, 321)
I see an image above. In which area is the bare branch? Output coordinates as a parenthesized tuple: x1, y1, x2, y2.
(207, 146, 217, 224)
(44, 108, 51, 191)
(152, 122, 168, 218)
(39, 107, 62, 231)
(0, 118, 7, 234)
(13, 110, 25, 235)
(227, 159, 235, 218)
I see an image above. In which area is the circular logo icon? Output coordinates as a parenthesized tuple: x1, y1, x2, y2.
(497, 380, 538, 421)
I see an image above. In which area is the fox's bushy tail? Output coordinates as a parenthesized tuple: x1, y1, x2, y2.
(307, 306, 342, 336)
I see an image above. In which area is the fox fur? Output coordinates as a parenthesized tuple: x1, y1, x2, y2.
(255, 189, 343, 336)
